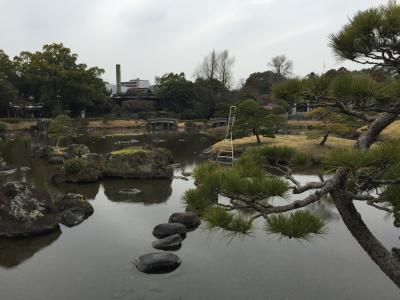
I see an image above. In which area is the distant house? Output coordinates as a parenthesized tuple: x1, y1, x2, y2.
(8, 101, 45, 118)
(121, 78, 150, 89)
(105, 78, 152, 96)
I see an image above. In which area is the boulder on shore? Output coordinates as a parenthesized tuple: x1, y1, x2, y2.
(168, 212, 201, 229)
(57, 193, 94, 227)
(134, 252, 181, 274)
(152, 234, 183, 251)
(152, 223, 187, 239)
(0, 182, 93, 237)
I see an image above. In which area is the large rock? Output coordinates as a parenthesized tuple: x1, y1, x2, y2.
(0, 182, 61, 237)
(134, 252, 181, 274)
(48, 156, 65, 165)
(61, 147, 173, 183)
(152, 223, 187, 239)
(0, 183, 93, 237)
(57, 193, 93, 217)
(103, 147, 173, 179)
(152, 234, 183, 251)
(168, 212, 201, 229)
(74, 166, 101, 183)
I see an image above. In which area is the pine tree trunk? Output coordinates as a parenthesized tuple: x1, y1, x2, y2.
(320, 130, 329, 146)
(331, 177, 400, 288)
(253, 128, 261, 144)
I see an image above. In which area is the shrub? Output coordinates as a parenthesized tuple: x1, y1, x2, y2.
(0, 122, 7, 137)
(64, 157, 88, 175)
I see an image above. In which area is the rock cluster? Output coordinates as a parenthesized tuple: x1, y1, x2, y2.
(134, 212, 201, 274)
(0, 154, 17, 176)
(50, 144, 174, 183)
(0, 182, 93, 237)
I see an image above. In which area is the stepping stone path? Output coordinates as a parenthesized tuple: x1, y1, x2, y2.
(134, 212, 202, 274)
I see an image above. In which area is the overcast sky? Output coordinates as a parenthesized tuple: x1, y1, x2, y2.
(0, 0, 389, 85)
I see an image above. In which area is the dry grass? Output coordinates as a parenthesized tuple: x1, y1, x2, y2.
(380, 120, 400, 140)
(88, 119, 146, 129)
(3, 121, 36, 130)
(211, 134, 355, 161)
(287, 120, 324, 127)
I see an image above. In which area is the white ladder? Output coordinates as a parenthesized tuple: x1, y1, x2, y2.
(216, 106, 237, 166)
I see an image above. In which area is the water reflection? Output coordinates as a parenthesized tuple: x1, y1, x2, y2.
(0, 229, 61, 269)
(103, 178, 172, 204)
(0, 134, 399, 299)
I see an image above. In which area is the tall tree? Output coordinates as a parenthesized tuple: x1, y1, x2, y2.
(217, 50, 235, 88)
(235, 99, 268, 144)
(14, 43, 110, 116)
(268, 55, 293, 77)
(194, 49, 219, 80)
(0, 50, 17, 115)
(156, 72, 195, 114)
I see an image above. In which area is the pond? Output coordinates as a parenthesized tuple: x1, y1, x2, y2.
(0, 131, 399, 300)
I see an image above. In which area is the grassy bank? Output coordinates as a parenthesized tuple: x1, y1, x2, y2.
(0, 118, 147, 131)
(380, 120, 400, 140)
(211, 134, 355, 161)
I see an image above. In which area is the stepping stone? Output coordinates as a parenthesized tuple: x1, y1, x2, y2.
(134, 252, 181, 274)
(169, 212, 201, 229)
(152, 223, 187, 239)
(152, 234, 183, 251)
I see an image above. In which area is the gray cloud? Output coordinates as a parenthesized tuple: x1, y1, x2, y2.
(0, 0, 389, 85)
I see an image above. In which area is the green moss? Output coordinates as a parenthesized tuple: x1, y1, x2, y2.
(111, 146, 150, 155)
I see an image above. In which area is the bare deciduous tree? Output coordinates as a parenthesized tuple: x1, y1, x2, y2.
(194, 49, 219, 80)
(217, 50, 235, 88)
(268, 55, 293, 77)
(194, 49, 235, 88)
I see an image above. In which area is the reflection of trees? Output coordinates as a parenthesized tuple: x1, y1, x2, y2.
(52, 182, 101, 200)
(308, 196, 340, 222)
(0, 229, 61, 269)
(103, 178, 172, 204)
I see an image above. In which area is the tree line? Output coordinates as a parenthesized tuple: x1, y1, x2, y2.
(0, 43, 111, 117)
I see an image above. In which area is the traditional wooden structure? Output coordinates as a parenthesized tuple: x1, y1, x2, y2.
(147, 118, 179, 131)
(208, 118, 228, 128)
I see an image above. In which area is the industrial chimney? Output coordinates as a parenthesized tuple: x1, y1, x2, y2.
(116, 64, 121, 95)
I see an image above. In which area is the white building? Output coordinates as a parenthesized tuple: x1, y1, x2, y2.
(121, 78, 151, 89)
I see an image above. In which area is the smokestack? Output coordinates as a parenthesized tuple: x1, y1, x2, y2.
(116, 64, 121, 95)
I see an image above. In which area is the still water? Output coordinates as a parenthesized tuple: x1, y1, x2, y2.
(0, 131, 399, 300)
